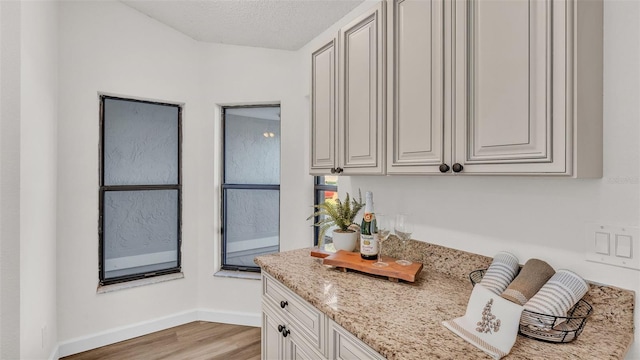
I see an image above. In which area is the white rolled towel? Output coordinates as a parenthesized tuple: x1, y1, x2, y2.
(479, 252, 520, 295)
(522, 269, 590, 329)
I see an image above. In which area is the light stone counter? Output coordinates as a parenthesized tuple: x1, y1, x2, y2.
(255, 239, 634, 360)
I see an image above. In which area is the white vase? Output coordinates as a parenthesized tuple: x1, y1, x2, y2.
(332, 230, 358, 252)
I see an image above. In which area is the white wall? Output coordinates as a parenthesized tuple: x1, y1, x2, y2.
(20, 1, 59, 358)
(57, 0, 203, 344)
(300, 0, 640, 358)
(195, 42, 307, 319)
(56, 0, 309, 351)
(0, 2, 22, 359)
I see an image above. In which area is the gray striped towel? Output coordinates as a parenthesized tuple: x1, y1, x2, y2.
(522, 269, 589, 330)
(479, 252, 520, 295)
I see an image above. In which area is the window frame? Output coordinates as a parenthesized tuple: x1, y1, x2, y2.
(313, 176, 338, 246)
(220, 105, 281, 272)
(98, 95, 183, 286)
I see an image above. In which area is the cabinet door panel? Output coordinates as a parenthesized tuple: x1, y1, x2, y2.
(262, 308, 285, 360)
(469, 0, 549, 160)
(310, 39, 337, 174)
(454, 0, 568, 174)
(388, 0, 445, 174)
(287, 336, 325, 360)
(330, 321, 385, 360)
(339, 3, 385, 174)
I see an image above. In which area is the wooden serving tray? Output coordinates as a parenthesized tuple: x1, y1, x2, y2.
(311, 250, 423, 282)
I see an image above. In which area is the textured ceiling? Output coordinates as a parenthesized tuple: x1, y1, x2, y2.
(120, 0, 365, 51)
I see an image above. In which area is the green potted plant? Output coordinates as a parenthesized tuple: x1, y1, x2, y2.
(307, 190, 365, 251)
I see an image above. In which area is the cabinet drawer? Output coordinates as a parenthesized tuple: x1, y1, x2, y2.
(262, 273, 327, 356)
(330, 321, 385, 360)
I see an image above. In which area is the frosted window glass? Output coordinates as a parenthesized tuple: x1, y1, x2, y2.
(103, 190, 178, 279)
(104, 98, 179, 185)
(224, 111, 280, 185)
(225, 189, 279, 267)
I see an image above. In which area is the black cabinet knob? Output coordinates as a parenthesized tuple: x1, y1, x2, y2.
(278, 325, 284, 333)
(330, 168, 336, 174)
(439, 164, 450, 173)
(336, 167, 344, 174)
(280, 300, 288, 309)
(452, 163, 464, 173)
(282, 328, 290, 338)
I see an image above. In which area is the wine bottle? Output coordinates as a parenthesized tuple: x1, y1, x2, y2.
(360, 191, 378, 260)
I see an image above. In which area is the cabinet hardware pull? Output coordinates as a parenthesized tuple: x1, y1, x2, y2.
(452, 163, 464, 173)
(280, 300, 288, 309)
(336, 167, 344, 174)
(439, 164, 450, 173)
(278, 324, 284, 333)
(282, 328, 290, 338)
(330, 168, 336, 174)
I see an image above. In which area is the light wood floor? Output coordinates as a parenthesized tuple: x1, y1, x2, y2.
(61, 321, 261, 360)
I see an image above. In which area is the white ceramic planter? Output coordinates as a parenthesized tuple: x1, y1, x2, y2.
(332, 230, 358, 252)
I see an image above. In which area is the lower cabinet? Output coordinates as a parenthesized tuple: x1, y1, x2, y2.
(262, 273, 384, 360)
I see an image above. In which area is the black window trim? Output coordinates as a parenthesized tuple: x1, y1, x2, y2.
(98, 95, 183, 286)
(220, 105, 281, 272)
(313, 176, 338, 246)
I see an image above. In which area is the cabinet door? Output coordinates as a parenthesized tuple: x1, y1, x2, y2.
(286, 335, 325, 360)
(338, 2, 386, 175)
(329, 321, 385, 360)
(387, 0, 446, 174)
(262, 308, 285, 360)
(453, 0, 569, 174)
(310, 38, 338, 175)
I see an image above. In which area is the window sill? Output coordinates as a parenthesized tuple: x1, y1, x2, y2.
(97, 272, 185, 294)
(214, 270, 261, 280)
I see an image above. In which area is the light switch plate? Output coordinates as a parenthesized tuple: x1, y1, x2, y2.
(594, 232, 610, 255)
(615, 235, 632, 258)
(586, 224, 640, 270)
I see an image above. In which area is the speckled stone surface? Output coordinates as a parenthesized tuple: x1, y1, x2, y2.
(255, 239, 634, 360)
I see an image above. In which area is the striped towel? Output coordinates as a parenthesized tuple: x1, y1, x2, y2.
(479, 252, 520, 295)
(443, 284, 524, 359)
(522, 269, 590, 330)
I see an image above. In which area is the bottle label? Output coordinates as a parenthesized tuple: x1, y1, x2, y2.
(360, 233, 378, 256)
(363, 213, 373, 222)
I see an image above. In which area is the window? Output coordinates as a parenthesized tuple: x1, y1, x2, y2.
(313, 176, 338, 246)
(99, 96, 182, 285)
(222, 106, 280, 271)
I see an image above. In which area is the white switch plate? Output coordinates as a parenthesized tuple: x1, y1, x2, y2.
(586, 224, 640, 270)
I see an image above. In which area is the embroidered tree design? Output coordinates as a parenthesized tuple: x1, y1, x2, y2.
(476, 298, 501, 334)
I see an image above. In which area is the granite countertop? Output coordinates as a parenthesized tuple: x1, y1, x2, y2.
(255, 240, 634, 360)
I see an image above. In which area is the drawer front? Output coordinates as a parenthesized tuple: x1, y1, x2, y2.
(263, 273, 327, 356)
(330, 321, 385, 360)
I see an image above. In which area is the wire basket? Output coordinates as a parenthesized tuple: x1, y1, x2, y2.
(469, 269, 593, 343)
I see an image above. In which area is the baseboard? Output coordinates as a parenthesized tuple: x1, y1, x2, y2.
(196, 308, 261, 327)
(48, 345, 59, 360)
(56, 309, 260, 358)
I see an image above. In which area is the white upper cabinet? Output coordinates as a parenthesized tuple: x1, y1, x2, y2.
(310, 2, 386, 176)
(387, 0, 446, 174)
(338, 2, 386, 175)
(451, 0, 602, 176)
(310, 38, 338, 175)
(313, 0, 602, 177)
